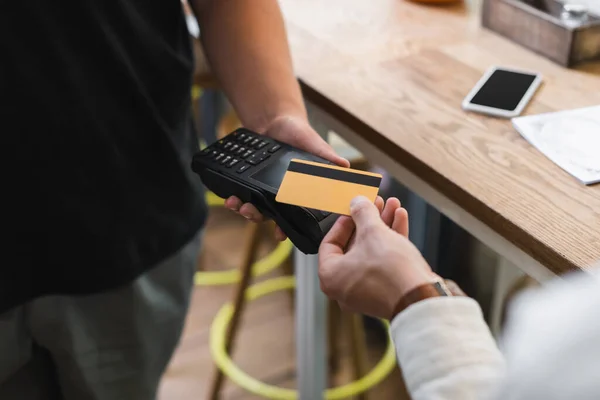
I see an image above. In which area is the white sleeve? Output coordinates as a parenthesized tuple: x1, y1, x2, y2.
(390, 297, 505, 400)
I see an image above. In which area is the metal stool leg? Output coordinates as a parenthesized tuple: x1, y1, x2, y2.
(208, 222, 262, 400)
(295, 250, 327, 400)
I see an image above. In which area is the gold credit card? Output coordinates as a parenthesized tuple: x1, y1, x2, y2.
(275, 159, 382, 216)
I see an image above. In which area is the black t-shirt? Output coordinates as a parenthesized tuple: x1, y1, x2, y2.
(1, 0, 207, 312)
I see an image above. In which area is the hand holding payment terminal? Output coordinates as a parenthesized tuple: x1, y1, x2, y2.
(191, 128, 339, 254)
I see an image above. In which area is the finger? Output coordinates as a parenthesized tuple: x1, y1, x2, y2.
(316, 143, 350, 167)
(345, 201, 366, 249)
(381, 197, 401, 227)
(347, 229, 357, 250)
(327, 152, 350, 168)
(392, 207, 409, 237)
(274, 226, 288, 241)
(375, 196, 384, 215)
(225, 196, 242, 212)
(239, 203, 264, 222)
(347, 196, 377, 247)
(304, 137, 350, 168)
(319, 215, 355, 259)
(350, 196, 382, 233)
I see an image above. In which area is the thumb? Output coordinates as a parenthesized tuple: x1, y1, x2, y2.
(350, 196, 382, 233)
(303, 136, 350, 167)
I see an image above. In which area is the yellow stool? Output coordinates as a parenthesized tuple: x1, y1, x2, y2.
(210, 276, 397, 400)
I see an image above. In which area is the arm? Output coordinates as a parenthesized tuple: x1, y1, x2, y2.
(391, 297, 505, 400)
(318, 197, 505, 399)
(190, 0, 347, 230)
(191, 0, 304, 133)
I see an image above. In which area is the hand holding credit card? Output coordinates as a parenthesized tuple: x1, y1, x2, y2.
(275, 159, 383, 215)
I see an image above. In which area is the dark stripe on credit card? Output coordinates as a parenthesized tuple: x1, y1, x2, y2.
(288, 161, 381, 187)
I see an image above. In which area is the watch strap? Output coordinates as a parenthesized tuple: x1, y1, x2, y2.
(391, 279, 463, 320)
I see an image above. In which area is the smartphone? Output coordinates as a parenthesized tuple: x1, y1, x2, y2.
(462, 66, 543, 118)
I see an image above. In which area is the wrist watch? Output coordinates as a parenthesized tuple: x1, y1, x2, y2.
(391, 277, 461, 320)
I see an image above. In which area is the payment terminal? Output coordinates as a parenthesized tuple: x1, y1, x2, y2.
(191, 128, 339, 254)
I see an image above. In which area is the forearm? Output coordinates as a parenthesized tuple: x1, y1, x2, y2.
(192, 0, 306, 132)
(391, 297, 506, 400)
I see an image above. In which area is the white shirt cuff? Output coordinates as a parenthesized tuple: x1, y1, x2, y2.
(390, 297, 505, 399)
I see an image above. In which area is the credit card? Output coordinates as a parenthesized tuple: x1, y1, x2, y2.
(275, 159, 382, 216)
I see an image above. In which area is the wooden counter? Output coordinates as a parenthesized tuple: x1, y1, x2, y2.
(280, 0, 600, 275)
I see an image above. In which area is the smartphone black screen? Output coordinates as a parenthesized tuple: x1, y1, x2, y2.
(469, 69, 538, 111)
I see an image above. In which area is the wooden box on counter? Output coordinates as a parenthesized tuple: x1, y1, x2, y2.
(482, 0, 600, 67)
